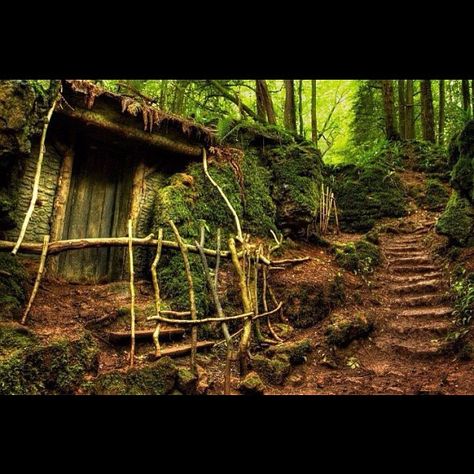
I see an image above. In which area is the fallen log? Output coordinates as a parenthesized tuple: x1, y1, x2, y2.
(106, 328, 185, 344)
(0, 238, 271, 265)
(153, 341, 215, 359)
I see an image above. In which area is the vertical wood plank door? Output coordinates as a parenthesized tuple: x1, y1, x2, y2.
(57, 142, 134, 282)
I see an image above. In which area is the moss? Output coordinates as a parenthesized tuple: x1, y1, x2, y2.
(269, 143, 323, 234)
(365, 229, 380, 245)
(272, 323, 294, 339)
(0, 332, 99, 395)
(417, 179, 450, 211)
(406, 141, 450, 176)
(450, 120, 474, 202)
(252, 353, 291, 385)
(335, 239, 381, 275)
(436, 191, 474, 246)
(325, 313, 374, 348)
(238, 371, 265, 395)
(90, 357, 177, 395)
(265, 338, 312, 365)
(285, 283, 330, 328)
(176, 366, 198, 395)
(328, 272, 346, 306)
(329, 163, 406, 232)
(0, 254, 28, 321)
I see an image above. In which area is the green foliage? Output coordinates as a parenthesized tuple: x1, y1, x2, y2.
(238, 371, 265, 395)
(335, 239, 381, 275)
(450, 120, 474, 202)
(325, 312, 374, 348)
(436, 191, 474, 246)
(451, 270, 474, 326)
(265, 338, 312, 365)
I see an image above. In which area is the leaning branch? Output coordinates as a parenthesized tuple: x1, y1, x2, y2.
(12, 91, 61, 255)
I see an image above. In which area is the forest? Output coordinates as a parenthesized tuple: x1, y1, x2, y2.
(0, 78, 473, 395)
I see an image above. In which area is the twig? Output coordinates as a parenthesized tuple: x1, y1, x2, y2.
(214, 228, 221, 291)
(203, 148, 243, 242)
(21, 235, 50, 325)
(169, 220, 197, 373)
(270, 256, 311, 265)
(12, 91, 61, 255)
(262, 263, 283, 342)
(151, 228, 163, 357)
(128, 220, 136, 367)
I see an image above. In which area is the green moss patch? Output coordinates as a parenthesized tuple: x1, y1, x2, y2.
(265, 338, 312, 365)
(325, 313, 374, 348)
(335, 239, 381, 275)
(252, 353, 291, 385)
(436, 191, 474, 247)
(0, 254, 28, 321)
(0, 331, 99, 395)
(417, 179, 450, 211)
(450, 120, 474, 202)
(238, 371, 265, 395)
(89, 357, 177, 395)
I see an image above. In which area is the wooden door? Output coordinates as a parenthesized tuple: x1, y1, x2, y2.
(57, 142, 134, 282)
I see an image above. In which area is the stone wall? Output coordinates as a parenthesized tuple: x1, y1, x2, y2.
(6, 140, 62, 242)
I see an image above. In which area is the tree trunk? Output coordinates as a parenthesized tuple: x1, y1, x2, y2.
(420, 80, 436, 143)
(255, 80, 276, 125)
(472, 80, 474, 117)
(462, 80, 471, 117)
(381, 80, 400, 141)
(298, 80, 304, 136)
(397, 80, 406, 139)
(159, 80, 168, 109)
(284, 80, 297, 131)
(311, 80, 318, 146)
(405, 80, 415, 140)
(438, 80, 445, 146)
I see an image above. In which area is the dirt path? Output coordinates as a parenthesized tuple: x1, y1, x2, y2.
(268, 212, 474, 395)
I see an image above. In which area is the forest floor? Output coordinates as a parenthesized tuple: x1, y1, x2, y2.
(15, 170, 474, 395)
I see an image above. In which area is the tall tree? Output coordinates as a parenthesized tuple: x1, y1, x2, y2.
(381, 80, 399, 140)
(461, 80, 471, 117)
(438, 80, 445, 145)
(311, 79, 318, 146)
(405, 80, 415, 140)
(397, 80, 406, 139)
(472, 80, 474, 117)
(420, 80, 436, 143)
(298, 80, 304, 136)
(284, 80, 297, 131)
(255, 80, 276, 125)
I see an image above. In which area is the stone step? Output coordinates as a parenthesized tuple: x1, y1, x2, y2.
(388, 255, 432, 265)
(390, 264, 439, 274)
(387, 318, 451, 337)
(389, 339, 448, 359)
(384, 247, 424, 255)
(391, 279, 446, 295)
(397, 293, 450, 307)
(394, 306, 453, 319)
(387, 272, 444, 283)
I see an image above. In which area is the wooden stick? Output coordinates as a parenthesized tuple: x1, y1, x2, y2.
(169, 220, 197, 372)
(128, 220, 136, 367)
(0, 238, 271, 265)
(151, 228, 163, 357)
(271, 256, 311, 265)
(214, 228, 221, 291)
(334, 199, 340, 234)
(195, 239, 232, 395)
(12, 93, 61, 255)
(203, 148, 243, 242)
(262, 263, 283, 342)
(21, 235, 50, 325)
(199, 222, 206, 247)
(147, 303, 282, 325)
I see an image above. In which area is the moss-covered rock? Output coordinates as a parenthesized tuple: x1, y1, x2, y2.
(268, 143, 323, 235)
(176, 366, 198, 395)
(252, 353, 291, 385)
(418, 178, 450, 211)
(285, 283, 330, 329)
(265, 338, 312, 365)
(450, 120, 474, 202)
(0, 330, 99, 395)
(436, 191, 474, 246)
(0, 254, 28, 320)
(238, 371, 265, 395)
(329, 163, 406, 232)
(335, 239, 381, 275)
(325, 313, 374, 348)
(90, 357, 177, 395)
